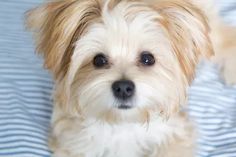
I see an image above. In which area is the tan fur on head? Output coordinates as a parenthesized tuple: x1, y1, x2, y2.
(154, 0, 213, 83)
(26, 0, 102, 79)
(27, 0, 216, 157)
(26, 0, 213, 81)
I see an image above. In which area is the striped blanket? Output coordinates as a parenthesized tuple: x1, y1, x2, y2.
(0, 1, 236, 157)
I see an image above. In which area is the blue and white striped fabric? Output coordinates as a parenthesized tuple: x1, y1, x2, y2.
(188, 62, 236, 157)
(0, 1, 53, 157)
(0, 1, 236, 157)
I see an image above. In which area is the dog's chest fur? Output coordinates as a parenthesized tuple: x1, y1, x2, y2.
(53, 115, 191, 157)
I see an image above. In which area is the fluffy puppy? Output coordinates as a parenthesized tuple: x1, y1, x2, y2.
(26, 0, 235, 157)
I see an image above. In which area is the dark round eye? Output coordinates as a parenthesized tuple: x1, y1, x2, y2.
(93, 53, 108, 68)
(140, 51, 155, 66)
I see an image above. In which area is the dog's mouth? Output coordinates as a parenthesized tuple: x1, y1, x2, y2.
(117, 104, 132, 110)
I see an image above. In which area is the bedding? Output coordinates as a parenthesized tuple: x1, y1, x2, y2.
(0, 1, 236, 157)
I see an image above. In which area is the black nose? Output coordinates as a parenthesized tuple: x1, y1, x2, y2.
(112, 80, 135, 100)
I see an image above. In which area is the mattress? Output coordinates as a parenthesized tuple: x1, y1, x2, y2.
(0, 1, 236, 157)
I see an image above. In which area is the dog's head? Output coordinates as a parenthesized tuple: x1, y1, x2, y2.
(27, 0, 213, 123)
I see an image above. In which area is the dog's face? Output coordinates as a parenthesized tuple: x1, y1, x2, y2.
(27, 0, 213, 123)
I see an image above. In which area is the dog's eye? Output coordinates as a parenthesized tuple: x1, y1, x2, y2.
(140, 51, 155, 66)
(93, 54, 108, 68)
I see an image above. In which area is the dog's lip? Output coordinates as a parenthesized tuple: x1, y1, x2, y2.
(117, 104, 132, 110)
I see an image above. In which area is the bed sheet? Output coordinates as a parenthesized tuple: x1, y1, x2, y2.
(0, 1, 236, 157)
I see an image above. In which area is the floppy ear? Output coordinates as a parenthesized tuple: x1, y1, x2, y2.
(26, 0, 101, 79)
(155, 0, 214, 83)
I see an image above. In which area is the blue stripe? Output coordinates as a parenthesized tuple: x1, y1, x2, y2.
(0, 132, 48, 141)
(0, 146, 49, 154)
(0, 151, 50, 157)
(0, 139, 48, 147)
(0, 126, 47, 135)
(0, 122, 48, 132)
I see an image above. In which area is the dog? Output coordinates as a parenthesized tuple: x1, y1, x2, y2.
(26, 0, 236, 156)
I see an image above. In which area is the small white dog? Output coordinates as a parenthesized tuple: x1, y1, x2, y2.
(26, 0, 236, 157)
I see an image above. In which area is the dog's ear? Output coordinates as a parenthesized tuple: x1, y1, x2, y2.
(155, 0, 214, 83)
(26, 0, 101, 79)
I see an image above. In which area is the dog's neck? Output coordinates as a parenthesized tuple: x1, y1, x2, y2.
(51, 107, 192, 157)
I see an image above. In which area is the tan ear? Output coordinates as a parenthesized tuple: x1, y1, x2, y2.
(26, 0, 101, 79)
(155, 0, 214, 83)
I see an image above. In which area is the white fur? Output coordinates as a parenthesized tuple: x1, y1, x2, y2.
(49, 2, 195, 157)
(52, 114, 191, 157)
(66, 1, 186, 120)
(23, 0, 217, 156)
(27, 0, 236, 156)
(26, 0, 236, 156)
